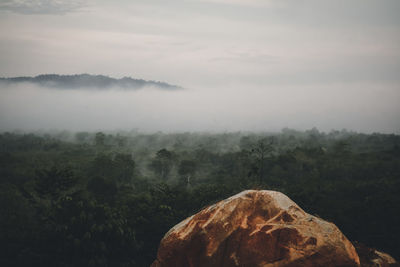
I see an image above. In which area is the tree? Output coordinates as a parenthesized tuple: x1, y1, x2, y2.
(86, 176, 117, 203)
(114, 153, 135, 186)
(88, 154, 115, 179)
(34, 166, 77, 201)
(95, 132, 106, 147)
(178, 160, 197, 187)
(250, 137, 275, 184)
(75, 132, 89, 144)
(149, 149, 174, 180)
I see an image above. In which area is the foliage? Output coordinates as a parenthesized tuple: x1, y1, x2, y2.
(0, 129, 399, 266)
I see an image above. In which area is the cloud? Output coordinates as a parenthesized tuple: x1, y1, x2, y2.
(0, 82, 399, 133)
(193, 0, 279, 8)
(0, 0, 88, 14)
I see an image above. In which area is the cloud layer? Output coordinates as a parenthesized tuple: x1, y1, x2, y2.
(0, 82, 399, 133)
(0, 0, 88, 14)
(0, 0, 399, 133)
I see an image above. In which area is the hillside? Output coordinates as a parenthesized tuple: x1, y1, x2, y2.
(0, 74, 182, 90)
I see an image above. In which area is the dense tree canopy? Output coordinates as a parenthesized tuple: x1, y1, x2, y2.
(0, 129, 399, 266)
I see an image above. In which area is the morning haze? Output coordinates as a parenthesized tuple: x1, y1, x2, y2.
(0, 0, 399, 133)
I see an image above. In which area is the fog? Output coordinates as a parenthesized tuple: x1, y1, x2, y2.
(0, 83, 399, 133)
(1, 1, 400, 134)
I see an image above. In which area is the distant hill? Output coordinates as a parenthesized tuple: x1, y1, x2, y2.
(0, 74, 182, 90)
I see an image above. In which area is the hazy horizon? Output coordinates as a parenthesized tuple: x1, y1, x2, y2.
(1, 1, 399, 133)
(0, 81, 399, 134)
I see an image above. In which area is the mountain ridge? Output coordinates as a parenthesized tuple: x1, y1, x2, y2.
(0, 74, 182, 90)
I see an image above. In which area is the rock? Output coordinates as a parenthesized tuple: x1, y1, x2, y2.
(152, 190, 360, 267)
(354, 242, 399, 267)
(372, 251, 398, 267)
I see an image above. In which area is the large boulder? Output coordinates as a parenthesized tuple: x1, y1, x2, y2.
(152, 190, 360, 267)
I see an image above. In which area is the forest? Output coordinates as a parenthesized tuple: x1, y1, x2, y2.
(0, 129, 399, 266)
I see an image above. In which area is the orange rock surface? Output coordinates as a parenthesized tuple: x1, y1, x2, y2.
(152, 190, 360, 267)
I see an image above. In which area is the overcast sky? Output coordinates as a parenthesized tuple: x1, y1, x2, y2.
(0, 0, 399, 133)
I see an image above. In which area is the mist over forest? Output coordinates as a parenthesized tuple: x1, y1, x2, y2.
(0, 74, 399, 133)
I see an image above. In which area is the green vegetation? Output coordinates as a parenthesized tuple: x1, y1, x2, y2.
(0, 129, 399, 266)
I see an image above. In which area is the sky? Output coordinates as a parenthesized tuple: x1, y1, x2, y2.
(0, 0, 399, 133)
